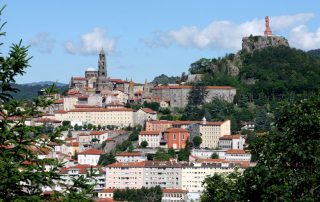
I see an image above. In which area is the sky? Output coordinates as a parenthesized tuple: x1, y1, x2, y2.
(1, 0, 320, 84)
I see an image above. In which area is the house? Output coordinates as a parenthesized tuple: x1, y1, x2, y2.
(219, 135, 245, 150)
(146, 120, 173, 132)
(134, 108, 157, 126)
(162, 189, 188, 202)
(78, 148, 104, 166)
(115, 152, 147, 163)
(163, 128, 189, 149)
(138, 131, 162, 148)
(225, 149, 251, 162)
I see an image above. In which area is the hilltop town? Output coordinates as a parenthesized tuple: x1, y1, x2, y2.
(2, 12, 320, 202)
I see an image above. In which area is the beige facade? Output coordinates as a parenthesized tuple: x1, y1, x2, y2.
(54, 108, 134, 127)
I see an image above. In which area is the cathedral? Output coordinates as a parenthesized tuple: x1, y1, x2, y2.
(69, 49, 114, 92)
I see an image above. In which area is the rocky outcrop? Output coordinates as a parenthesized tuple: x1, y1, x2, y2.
(242, 35, 289, 53)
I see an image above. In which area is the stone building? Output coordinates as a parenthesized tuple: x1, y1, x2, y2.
(151, 85, 236, 108)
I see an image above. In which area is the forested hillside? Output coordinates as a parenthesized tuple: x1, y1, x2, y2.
(10, 83, 68, 100)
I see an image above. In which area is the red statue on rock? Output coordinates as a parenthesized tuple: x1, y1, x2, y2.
(264, 16, 272, 36)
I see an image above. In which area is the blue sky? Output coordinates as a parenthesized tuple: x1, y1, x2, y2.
(1, 0, 320, 84)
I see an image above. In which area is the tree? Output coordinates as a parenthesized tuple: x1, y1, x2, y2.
(0, 8, 94, 200)
(154, 148, 171, 161)
(87, 123, 93, 130)
(201, 93, 320, 201)
(167, 148, 176, 158)
(113, 186, 162, 202)
(178, 147, 189, 161)
(188, 83, 208, 106)
(98, 153, 116, 166)
(62, 120, 71, 127)
(74, 124, 79, 131)
(210, 153, 219, 159)
(192, 136, 202, 148)
(67, 130, 73, 138)
(140, 140, 148, 148)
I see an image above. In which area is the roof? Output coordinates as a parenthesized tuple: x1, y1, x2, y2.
(34, 118, 61, 123)
(115, 152, 143, 157)
(72, 77, 86, 81)
(95, 198, 114, 202)
(54, 99, 64, 104)
(90, 131, 108, 135)
(147, 120, 173, 124)
(152, 85, 235, 90)
(144, 160, 182, 168)
(66, 142, 80, 147)
(60, 164, 100, 174)
(74, 105, 101, 108)
(219, 135, 241, 140)
(139, 131, 161, 136)
(226, 149, 247, 154)
(164, 128, 188, 133)
(68, 108, 133, 112)
(78, 148, 104, 155)
(99, 188, 116, 193)
(140, 108, 156, 114)
(107, 161, 145, 168)
(163, 188, 188, 193)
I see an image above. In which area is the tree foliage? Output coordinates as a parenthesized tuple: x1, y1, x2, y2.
(192, 136, 202, 148)
(113, 186, 162, 202)
(98, 153, 116, 166)
(201, 93, 320, 201)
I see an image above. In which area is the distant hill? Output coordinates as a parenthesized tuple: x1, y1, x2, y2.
(307, 49, 320, 57)
(10, 83, 68, 100)
(21, 81, 68, 87)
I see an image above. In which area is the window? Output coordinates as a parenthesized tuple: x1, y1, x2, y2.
(173, 134, 176, 140)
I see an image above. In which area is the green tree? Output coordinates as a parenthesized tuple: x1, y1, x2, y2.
(167, 148, 176, 158)
(98, 153, 116, 166)
(192, 136, 202, 148)
(140, 140, 148, 148)
(67, 130, 73, 138)
(210, 153, 219, 159)
(0, 8, 94, 200)
(201, 93, 320, 201)
(74, 124, 79, 131)
(188, 83, 208, 106)
(87, 123, 93, 130)
(154, 148, 171, 161)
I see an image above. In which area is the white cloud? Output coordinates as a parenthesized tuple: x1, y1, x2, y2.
(64, 28, 117, 55)
(145, 13, 315, 51)
(29, 32, 55, 53)
(289, 25, 320, 50)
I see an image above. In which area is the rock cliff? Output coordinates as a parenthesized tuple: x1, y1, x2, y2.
(242, 35, 289, 53)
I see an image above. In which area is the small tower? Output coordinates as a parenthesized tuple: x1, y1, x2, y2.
(98, 48, 107, 77)
(202, 116, 207, 125)
(264, 16, 273, 36)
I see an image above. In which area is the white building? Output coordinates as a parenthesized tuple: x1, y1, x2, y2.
(139, 131, 162, 148)
(225, 149, 251, 162)
(115, 152, 147, 163)
(78, 148, 104, 166)
(106, 162, 145, 189)
(218, 135, 245, 150)
(162, 189, 188, 202)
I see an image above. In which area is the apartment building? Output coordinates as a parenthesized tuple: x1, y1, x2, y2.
(115, 152, 147, 163)
(78, 148, 104, 166)
(219, 135, 245, 150)
(138, 131, 162, 148)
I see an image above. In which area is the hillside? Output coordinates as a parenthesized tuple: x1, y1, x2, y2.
(10, 83, 68, 100)
(188, 36, 320, 102)
(307, 49, 320, 57)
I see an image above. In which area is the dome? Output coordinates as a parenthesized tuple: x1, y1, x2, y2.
(86, 67, 96, 71)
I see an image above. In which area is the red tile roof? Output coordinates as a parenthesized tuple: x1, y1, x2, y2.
(226, 149, 247, 154)
(141, 108, 156, 114)
(163, 188, 188, 193)
(66, 142, 79, 147)
(74, 105, 101, 108)
(60, 164, 100, 174)
(115, 152, 143, 157)
(54, 99, 64, 104)
(72, 77, 86, 81)
(219, 135, 241, 140)
(139, 131, 161, 136)
(90, 131, 108, 135)
(78, 148, 104, 155)
(107, 161, 145, 168)
(164, 128, 188, 133)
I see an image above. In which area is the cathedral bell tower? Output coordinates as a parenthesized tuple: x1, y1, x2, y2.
(98, 48, 107, 77)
